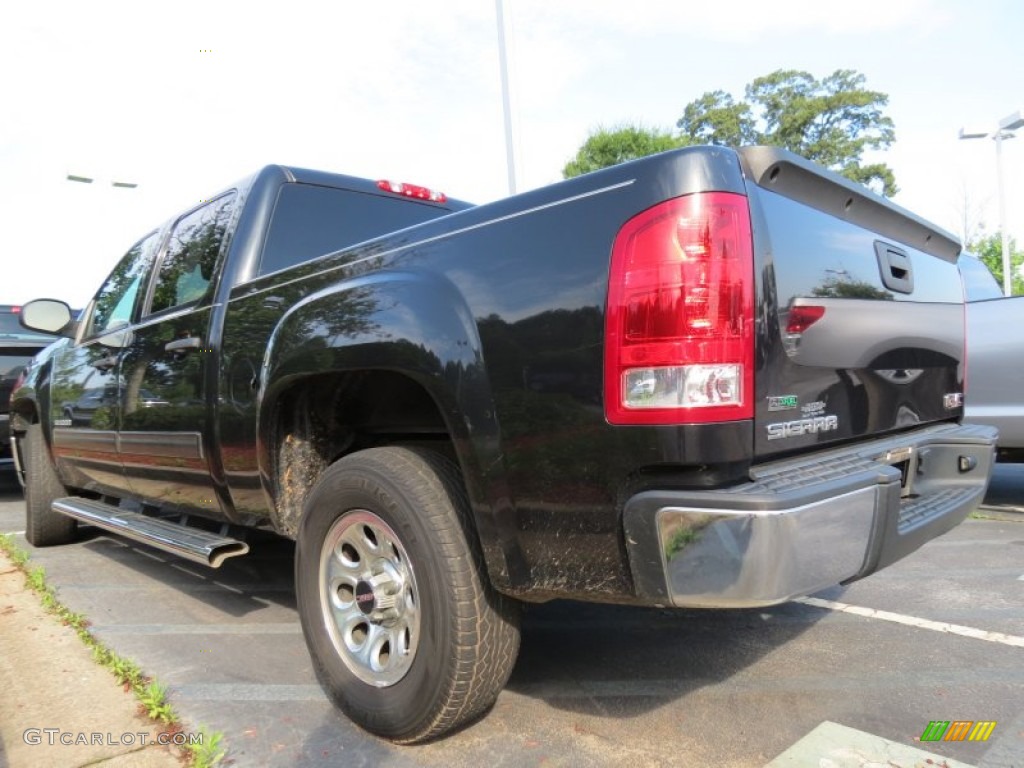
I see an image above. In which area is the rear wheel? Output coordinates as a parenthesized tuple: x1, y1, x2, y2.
(295, 446, 520, 743)
(23, 423, 76, 546)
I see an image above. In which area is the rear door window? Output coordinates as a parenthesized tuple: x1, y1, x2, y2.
(258, 184, 448, 276)
(149, 193, 236, 314)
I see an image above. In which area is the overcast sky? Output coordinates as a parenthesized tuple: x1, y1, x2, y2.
(2, 0, 1021, 306)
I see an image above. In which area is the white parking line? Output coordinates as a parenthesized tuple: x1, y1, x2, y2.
(795, 596, 1024, 648)
(2, 531, 25, 536)
(173, 683, 326, 702)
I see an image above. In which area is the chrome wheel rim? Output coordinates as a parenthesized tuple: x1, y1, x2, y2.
(319, 510, 420, 687)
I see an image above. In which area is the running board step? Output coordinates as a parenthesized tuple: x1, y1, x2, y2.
(52, 497, 249, 568)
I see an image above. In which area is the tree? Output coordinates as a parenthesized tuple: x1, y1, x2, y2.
(564, 69, 898, 196)
(952, 181, 989, 246)
(969, 232, 1024, 295)
(562, 125, 681, 179)
(735, 69, 896, 195)
(811, 272, 893, 300)
(676, 90, 755, 148)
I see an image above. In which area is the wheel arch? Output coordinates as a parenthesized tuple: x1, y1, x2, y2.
(9, 355, 51, 430)
(9, 351, 57, 486)
(257, 269, 520, 590)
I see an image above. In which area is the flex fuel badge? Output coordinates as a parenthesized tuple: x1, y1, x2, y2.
(767, 395, 798, 411)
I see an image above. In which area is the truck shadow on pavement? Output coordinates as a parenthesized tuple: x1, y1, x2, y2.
(0, 479, 23, 500)
(70, 519, 826, 726)
(113, 526, 823, 724)
(74, 526, 298, 617)
(504, 598, 824, 721)
(6, 499, 830, 751)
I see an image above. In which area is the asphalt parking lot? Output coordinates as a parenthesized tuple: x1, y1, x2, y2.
(1, 468, 1022, 768)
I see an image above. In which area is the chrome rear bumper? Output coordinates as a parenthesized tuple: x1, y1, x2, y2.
(623, 423, 997, 608)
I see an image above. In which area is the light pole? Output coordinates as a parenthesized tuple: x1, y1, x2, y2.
(959, 109, 1024, 296)
(495, 0, 517, 195)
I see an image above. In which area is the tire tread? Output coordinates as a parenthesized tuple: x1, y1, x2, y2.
(23, 423, 76, 547)
(374, 448, 520, 742)
(297, 446, 520, 743)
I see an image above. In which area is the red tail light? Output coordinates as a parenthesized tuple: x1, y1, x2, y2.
(785, 305, 824, 334)
(604, 192, 754, 425)
(376, 180, 447, 203)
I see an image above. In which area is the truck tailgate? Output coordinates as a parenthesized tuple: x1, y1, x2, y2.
(738, 148, 965, 460)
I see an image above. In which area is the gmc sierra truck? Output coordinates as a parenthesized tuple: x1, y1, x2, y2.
(11, 147, 996, 742)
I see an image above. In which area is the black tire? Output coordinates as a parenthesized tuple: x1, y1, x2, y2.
(23, 423, 76, 547)
(295, 446, 520, 743)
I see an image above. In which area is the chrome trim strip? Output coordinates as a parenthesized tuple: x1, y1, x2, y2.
(230, 179, 637, 299)
(53, 428, 204, 460)
(130, 305, 204, 331)
(52, 428, 118, 451)
(117, 431, 204, 460)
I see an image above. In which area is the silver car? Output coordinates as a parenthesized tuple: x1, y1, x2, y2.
(961, 252, 1024, 460)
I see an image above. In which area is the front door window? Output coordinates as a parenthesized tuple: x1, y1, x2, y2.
(47, 231, 160, 494)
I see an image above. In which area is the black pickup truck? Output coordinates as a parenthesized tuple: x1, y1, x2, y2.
(11, 147, 996, 742)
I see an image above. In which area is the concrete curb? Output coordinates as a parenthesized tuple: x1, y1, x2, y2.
(0, 553, 182, 768)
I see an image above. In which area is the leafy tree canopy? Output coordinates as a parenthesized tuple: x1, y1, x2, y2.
(969, 232, 1023, 295)
(562, 125, 681, 179)
(564, 68, 897, 196)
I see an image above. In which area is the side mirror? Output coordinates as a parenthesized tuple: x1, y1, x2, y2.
(20, 299, 74, 336)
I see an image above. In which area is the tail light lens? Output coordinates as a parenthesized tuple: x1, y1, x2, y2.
(785, 305, 825, 334)
(376, 180, 447, 203)
(604, 192, 754, 425)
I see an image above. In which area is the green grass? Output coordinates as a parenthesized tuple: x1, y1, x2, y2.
(969, 509, 1024, 522)
(664, 525, 700, 561)
(0, 533, 227, 767)
(137, 680, 175, 724)
(185, 727, 228, 768)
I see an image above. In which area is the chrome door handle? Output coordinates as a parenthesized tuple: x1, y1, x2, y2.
(164, 337, 203, 353)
